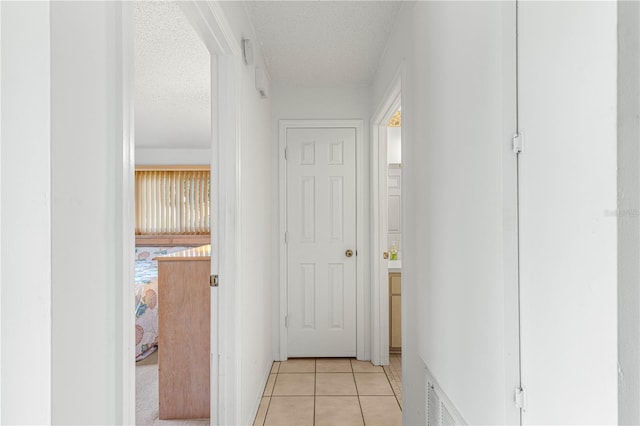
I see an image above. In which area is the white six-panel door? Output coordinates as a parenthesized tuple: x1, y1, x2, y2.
(286, 127, 357, 357)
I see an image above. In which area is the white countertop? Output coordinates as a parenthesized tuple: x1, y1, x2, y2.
(388, 260, 402, 272)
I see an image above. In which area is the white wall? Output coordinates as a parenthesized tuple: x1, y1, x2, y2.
(373, 2, 519, 424)
(412, 3, 513, 423)
(270, 84, 371, 362)
(272, 85, 371, 121)
(370, 5, 431, 425)
(0, 5, 2, 421)
(50, 3, 130, 424)
(618, 2, 640, 423)
(374, 1, 621, 425)
(218, 3, 274, 424)
(1, 2, 130, 424)
(0, 3, 52, 424)
(135, 147, 210, 165)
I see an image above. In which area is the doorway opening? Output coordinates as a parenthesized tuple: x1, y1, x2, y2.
(123, 2, 242, 425)
(371, 71, 402, 368)
(132, 1, 213, 424)
(386, 109, 402, 357)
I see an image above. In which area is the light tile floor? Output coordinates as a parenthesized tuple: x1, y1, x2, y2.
(382, 354, 402, 408)
(254, 357, 402, 426)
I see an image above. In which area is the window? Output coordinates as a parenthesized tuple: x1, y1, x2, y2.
(135, 166, 210, 235)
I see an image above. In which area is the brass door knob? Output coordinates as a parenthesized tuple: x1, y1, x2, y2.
(383, 251, 389, 259)
(345, 249, 354, 258)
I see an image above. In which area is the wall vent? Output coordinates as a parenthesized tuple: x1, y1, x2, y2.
(425, 366, 467, 426)
(427, 384, 441, 426)
(441, 405, 456, 426)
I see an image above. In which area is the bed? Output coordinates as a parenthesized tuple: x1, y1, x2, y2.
(135, 246, 188, 360)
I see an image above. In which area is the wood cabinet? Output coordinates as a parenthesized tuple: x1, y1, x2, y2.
(156, 245, 211, 420)
(389, 272, 402, 352)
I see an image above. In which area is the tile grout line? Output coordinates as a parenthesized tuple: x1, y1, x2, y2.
(313, 359, 317, 426)
(265, 358, 398, 425)
(277, 371, 375, 374)
(391, 354, 403, 408)
(260, 362, 278, 426)
(382, 358, 402, 411)
(351, 360, 367, 426)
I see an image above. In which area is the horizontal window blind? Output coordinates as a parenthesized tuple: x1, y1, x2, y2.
(135, 168, 210, 235)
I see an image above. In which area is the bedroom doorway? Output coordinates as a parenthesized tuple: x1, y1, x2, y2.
(132, 1, 214, 423)
(126, 2, 241, 425)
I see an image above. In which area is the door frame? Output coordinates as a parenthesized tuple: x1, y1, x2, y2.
(501, 2, 521, 423)
(278, 119, 366, 360)
(121, 3, 135, 423)
(370, 69, 402, 366)
(122, 2, 242, 425)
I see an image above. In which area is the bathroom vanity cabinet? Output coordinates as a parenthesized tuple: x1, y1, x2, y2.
(389, 272, 402, 352)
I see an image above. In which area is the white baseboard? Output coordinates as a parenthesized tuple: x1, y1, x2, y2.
(247, 362, 273, 425)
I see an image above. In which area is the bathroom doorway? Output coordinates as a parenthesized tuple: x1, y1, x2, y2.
(386, 109, 402, 356)
(370, 73, 402, 367)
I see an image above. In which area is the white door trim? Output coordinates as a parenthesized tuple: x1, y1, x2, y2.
(122, 2, 242, 425)
(370, 67, 402, 366)
(120, 3, 135, 424)
(279, 119, 366, 361)
(180, 3, 243, 425)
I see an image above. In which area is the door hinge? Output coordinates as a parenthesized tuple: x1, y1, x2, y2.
(512, 132, 524, 154)
(515, 387, 527, 411)
(210, 274, 219, 287)
(284, 147, 288, 160)
(285, 231, 288, 244)
(284, 315, 289, 328)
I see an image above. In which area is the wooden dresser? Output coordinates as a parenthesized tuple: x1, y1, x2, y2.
(156, 245, 211, 420)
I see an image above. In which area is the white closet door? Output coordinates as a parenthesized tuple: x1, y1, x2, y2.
(518, 2, 618, 423)
(286, 127, 357, 357)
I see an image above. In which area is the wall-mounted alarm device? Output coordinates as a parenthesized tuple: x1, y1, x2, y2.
(242, 38, 254, 66)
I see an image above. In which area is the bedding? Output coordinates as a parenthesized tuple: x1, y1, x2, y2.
(135, 246, 188, 360)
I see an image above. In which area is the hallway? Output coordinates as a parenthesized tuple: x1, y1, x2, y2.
(1, 1, 631, 424)
(253, 357, 402, 426)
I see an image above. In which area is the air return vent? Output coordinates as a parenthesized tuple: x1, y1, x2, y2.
(425, 366, 467, 426)
(441, 406, 456, 426)
(427, 384, 441, 426)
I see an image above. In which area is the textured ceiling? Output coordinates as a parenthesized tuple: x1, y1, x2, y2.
(244, 1, 402, 86)
(134, 1, 210, 148)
